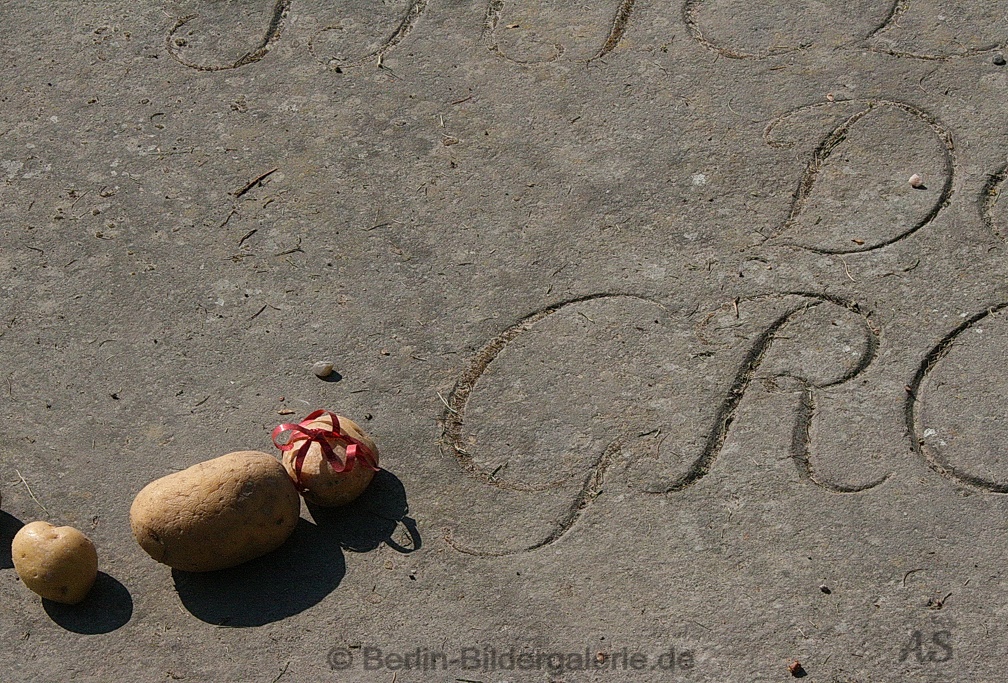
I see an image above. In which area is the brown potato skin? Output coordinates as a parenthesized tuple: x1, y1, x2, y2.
(12, 521, 98, 605)
(281, 414, 379, 507)
(130, 451, 300, 572)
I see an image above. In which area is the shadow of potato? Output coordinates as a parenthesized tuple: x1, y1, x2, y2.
(1, 510, 25, 570)
(173, 468, 419, 626)
(43, 572, 133, 634)
(173, 517, 347, 627)
(307, 468, 421, 553)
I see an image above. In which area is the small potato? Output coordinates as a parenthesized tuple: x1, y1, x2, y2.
(130, 451, 300, 572)
(12, 521, 98, 605)
(279, 412, 380, 507)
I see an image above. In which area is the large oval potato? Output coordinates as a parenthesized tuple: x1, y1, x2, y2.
(130, 451, 300, 572)
(12, 521, 98, 604)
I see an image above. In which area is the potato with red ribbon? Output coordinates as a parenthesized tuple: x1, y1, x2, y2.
(273, 410, 380, 507)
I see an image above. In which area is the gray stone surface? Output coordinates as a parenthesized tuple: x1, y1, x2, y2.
(1, 1, 1007, 680)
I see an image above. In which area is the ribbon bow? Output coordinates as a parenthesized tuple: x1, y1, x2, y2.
(272, 409, 379, 491)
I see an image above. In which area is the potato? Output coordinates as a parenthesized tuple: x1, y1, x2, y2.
(130, 450, 300, 572)
(278, 412, 380, 507)
(12, 521, 98, 604)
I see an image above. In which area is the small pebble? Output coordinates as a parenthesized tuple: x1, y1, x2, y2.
(312, 361, 334, 378)
(994, 54, 1006, 66)
(819, 584, 831, 594)
(908, 173, 924, 189)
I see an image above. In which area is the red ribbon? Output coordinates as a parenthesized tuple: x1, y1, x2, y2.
(272, 409, 379, 491)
